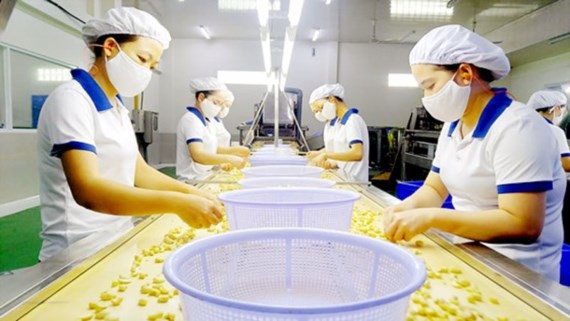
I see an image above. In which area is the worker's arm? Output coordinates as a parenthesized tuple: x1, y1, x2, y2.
(561, 156, 570, 172)
(324, 143, 363, 162)
(134, 154, 221, 205)
(387, 171, 449, 212)
(189, 142, 246, 169)
(62, 150, 222, 228)
(306, 149, 325, 160)
(384, 191, 545, 244)
(217, 145, 251, 157)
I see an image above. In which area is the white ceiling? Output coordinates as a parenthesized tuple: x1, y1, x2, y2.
(150, 0, 557, 43)
(134, 0, 566, 67)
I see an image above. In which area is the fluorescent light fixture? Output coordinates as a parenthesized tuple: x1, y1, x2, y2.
(388, 73, 418, 88)
(281, 29, 295, 76)
(325, 0, 332, 5)
(288, 0, 304, 27)
(478, 4, 538, 17)
(218, 70, 276, 85)
(199, 25, 211, 39)
(267, 71, 275, 92)
(261, 31, 272, 73)
(257, 0, 269, 27)
(312, 29, 320, 42)
(219, 0, 280, 11)
(37, 68, 71, 82)
(390, 0, 453, 21)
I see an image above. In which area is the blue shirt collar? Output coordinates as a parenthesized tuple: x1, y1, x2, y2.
(447, 88, 512, 138)
(186, 106, 207, 126)
(71, 69, 121, 112)
(339, 108, 359, 125)
(329, 116, 338, 126)
(543, 117, 553, 125)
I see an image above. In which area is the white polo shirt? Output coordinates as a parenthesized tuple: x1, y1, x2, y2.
(545, 118, 570, 158)
(211, 117, 231, 148)
(176, 107, 218, 180)
(431, 90, 565, 281)
(333, 108, 369, 182)
(37, 69, 136, 261)
(323, 117, 338, 152)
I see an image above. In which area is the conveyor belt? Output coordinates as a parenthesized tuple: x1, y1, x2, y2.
(1, 169, 569, 321)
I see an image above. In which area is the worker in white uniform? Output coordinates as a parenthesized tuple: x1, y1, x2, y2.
(307, 84, 340, 158)
(383, 24, 565, 281)
(37, 8, 222, 261)
(176, 78, 248, 180)
(307, 84, 369, 182)
(527, 90, 570, 172)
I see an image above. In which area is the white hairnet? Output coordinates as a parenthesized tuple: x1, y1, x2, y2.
(309, 84, 345, 104)
(409, 24, 510, 81)
(219, 89, 235, 105)
(82, 7, 171, 50)
(189, 77, 228, 94)
(527, 90, 568, 110)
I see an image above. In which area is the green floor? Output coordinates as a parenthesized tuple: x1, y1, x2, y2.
(0, 167, 177, 273)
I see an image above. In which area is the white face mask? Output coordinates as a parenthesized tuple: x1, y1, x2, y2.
(201, 98, 222, 119)
(553, 107, 565, 125)
(421, 73, 471, 123)
(321, 101, 337, 120)
(315, 112, 327, 122)
(106, 44, 152, 97)
(218, 107, 230, 119)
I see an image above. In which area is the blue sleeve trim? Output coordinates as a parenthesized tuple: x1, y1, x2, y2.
(561, 153, 570, 158)
(497, 181, 553, 194)
(186, 138, 203, 144)
(349, 139, 363, 146)
(431, 165, 440, 173)
(50, 141, 96, 158)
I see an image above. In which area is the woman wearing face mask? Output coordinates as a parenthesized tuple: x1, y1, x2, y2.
(307, 83, 369, 182)
(383, 25, 565, 281)
(209, 89, 251, 166)
(36, 8, 223, 261)
(528, 90, 570, 172)
(176, 78, 248, 180)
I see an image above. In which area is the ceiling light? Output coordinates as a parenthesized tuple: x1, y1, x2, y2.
(288, 0, 304, 27)
(390, 0, 453, 21)
(261, 30, 272, 73)
(257, 0, 269, 27)
(199, 25, 211, 40)
(325, 0, 332, 5)
(312, 29, 320, 42)
(281, 29, 295, 77)
(388, 73, 418, 88)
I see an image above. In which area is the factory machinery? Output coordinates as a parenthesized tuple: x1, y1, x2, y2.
(1, 168, 569, 321)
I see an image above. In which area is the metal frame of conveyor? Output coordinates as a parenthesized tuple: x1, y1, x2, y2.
(1, 174, 569, 319)
(241, 85, 309, 151)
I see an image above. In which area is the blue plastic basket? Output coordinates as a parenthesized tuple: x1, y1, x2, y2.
(396, 181, 454, 209)
(164, 228, 426, 321)
(561, 244, 570, 286)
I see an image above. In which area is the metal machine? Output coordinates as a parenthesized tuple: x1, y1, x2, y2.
(401, 107, 443, 180)
(132, 109, 158, 161)
(238, 87, 309, 151)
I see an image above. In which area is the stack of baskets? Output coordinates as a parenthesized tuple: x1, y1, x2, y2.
(164, 162, 426, 321)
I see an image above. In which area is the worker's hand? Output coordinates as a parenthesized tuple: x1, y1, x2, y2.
(323, 159, 337, 170)
(220, 163, 234, 171)
(306, 151, 320, 160)
(311, 153, 327, 168)
(176, 194, 223, 229)
(231, 146, 251, 158)
(383, 208, 433, 242)
(226, 155, 247, 169)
